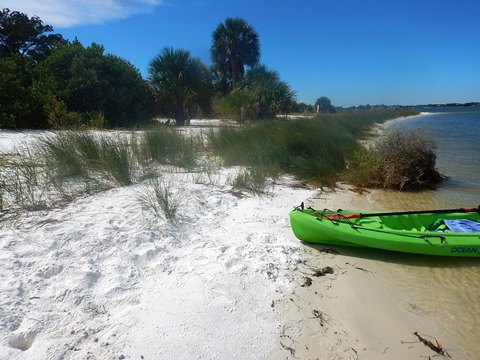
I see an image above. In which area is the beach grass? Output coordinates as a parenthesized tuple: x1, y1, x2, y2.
(99, 136, 135, 186)
(136, 126, 199, 169)
(207, 109, 417, 185)
(39, 131, 135, 186)
(230, 167, 269, 195)
(10, 148, 48, 211)
(1, 108, 422, 213)
(40, 132, 89, 182)
(137, 176, 185, 221)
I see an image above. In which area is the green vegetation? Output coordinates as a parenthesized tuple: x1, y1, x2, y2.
(10, 148, 48, 211)
(99, 136, 134, 186)
(214, 65, 296, 121)
(148, 48, 212, 126)
(0, 108, 446, 218)
(137, 177, 185, 222)
(210, 17, 260, 92)
(37, 41, 153, 128)
(1, 9, 296, 128)
(207, 109, 419, 186)
(315, 97, 336, 113)
(0, 127, 202, 212)
(346, 127, 445, 190)
(134, 126, 199, 169)
(0, 9, 444, 214)
(230, 167, 269, 195)
(1, 9, 153, 129)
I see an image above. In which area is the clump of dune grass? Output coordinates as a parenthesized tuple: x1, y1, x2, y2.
(137, 177, 185, 222)
(230, 167, 268, 195)
(10, 148, 49, 211)
(41, 132, 88, 183)
(99, 136, 135, 186)
(39, 131, 136, 187)
(207, 118, 351, 185)
(136, 126, 199, 169)
(190, 157, 223, 185)
(345, 127, 445, 190)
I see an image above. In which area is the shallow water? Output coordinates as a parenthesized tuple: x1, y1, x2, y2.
(363, 107, 480, 357)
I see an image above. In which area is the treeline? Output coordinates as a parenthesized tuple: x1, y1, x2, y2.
(0, 9, 302, 129)
(0, 9, 153, 129)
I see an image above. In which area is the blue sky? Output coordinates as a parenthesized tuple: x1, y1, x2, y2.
(3, 0, 480, 107)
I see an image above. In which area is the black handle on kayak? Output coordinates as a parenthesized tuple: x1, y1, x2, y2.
(343, 206, 480, 219)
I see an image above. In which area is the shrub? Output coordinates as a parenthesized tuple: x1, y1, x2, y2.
(87, 111, 105, 129)
(213, 90, 258, 122)
(45, 99, 83, 129)
(346, 127, 444, 190)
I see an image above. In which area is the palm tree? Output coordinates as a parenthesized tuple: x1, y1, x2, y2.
(210, 18, 260, 92)
(149, 47, 212, 125)
(242, 65, 296, 118)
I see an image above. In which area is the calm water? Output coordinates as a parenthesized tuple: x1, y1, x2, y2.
(365, 107, 480, 358)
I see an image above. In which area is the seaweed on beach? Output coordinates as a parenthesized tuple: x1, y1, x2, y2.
(301, 277, 313, 287)
(312, 309, 329, 327)
(412, 332, 451, 358)
(312, 266, 334, 277)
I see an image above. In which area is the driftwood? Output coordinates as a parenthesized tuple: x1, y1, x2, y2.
(413, 332, 451, 358)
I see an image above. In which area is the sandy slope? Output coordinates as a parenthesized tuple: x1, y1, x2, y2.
(0, 180, 449, 360)
(0, 168, 316, 359)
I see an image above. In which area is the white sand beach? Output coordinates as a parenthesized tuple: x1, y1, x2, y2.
(0, 128, 456, 359)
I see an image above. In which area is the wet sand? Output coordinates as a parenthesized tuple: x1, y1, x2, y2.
(281, 184, 479, 359)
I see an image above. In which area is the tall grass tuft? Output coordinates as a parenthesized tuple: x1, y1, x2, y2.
(41, 132, 88, 182)
(137, 126, 198, 169)
(39, 131, 136, 187)
(231, 167, 268, 195)
(70, 132, 102, 168)
(11, 148, 48, 211)
(137, 177, 185, 222)
(99, 136, 135, 186)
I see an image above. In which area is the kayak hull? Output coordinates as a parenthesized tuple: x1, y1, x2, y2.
(289, 209, 480, 257)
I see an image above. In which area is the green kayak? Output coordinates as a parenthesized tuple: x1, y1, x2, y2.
(289, 205, 480, 257)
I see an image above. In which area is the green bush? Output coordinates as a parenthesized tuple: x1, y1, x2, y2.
(346, 127, 444, 190)
(213, 90, 258, 122)
(45, 99, 83, 129)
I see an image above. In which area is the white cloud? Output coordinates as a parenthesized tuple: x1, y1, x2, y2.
(0, 0, 163, 27)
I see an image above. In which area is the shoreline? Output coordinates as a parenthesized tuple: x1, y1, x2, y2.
(278, 185, 453, 359)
